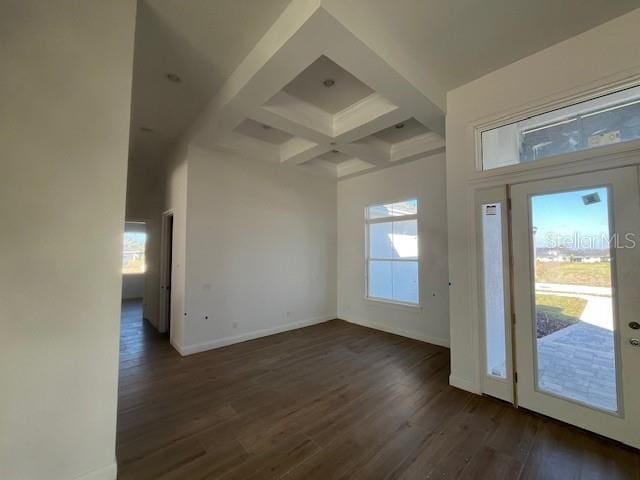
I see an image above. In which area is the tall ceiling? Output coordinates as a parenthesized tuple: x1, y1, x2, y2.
(129, 0, 640, 174)
(129, 0, 291, 170)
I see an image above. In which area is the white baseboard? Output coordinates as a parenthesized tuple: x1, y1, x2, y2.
(74, 461, 117, 480)
(170, 336, 184, 355)
(341, 314, 450, 348)
(449, 374, 479, 393)
(179, 315, 335, 356)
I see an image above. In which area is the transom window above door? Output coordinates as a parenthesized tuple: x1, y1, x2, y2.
(481, 84, 640, 171)
(366, 199, 419, 305)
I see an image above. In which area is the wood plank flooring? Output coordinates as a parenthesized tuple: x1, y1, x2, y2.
(116, 301, 639, 479)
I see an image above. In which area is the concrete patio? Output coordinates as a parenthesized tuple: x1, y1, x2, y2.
(536, 285, 618, 412)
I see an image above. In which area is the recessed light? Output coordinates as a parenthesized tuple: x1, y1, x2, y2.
(140, 126, 154, 133)
(166, 73, 181, 83)
(261, 124, 272, 130)
(329, 142, 336, 146)
(395, 123, 405, 129)
(323, 78, 335, 88)
(332, 149, 340, 153)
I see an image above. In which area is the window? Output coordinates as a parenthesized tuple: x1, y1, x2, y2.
(122, 230, 146, 274)
(481, 203, 507, 379)
(481, 84, 640, 170)
(366, 199, 419, 304)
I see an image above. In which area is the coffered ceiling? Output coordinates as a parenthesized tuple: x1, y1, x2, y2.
(183, 4, 447, 179)
(129, 0, 640, 181)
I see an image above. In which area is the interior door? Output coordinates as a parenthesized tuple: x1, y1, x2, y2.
(511, 166, 640, 448)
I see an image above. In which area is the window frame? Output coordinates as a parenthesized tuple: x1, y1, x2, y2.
(474, 79, 640, 176)
(122, 229, 147, 275)
(364, 198, 420, 307)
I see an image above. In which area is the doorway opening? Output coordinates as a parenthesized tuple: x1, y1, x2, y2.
(160, 211, 175, 338)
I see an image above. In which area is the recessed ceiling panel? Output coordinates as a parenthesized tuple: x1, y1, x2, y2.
(313, 150, 352, 165)
(283, 55, 374, 114)
(234, 119, 293, 145)
(373, 118, 429, 144)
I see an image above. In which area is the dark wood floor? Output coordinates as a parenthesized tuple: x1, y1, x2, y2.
(116, 300, 639, 479)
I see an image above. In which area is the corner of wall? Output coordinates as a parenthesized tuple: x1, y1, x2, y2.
(73, 461, 117, 480)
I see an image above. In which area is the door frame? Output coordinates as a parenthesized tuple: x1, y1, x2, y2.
(159, 209, 174, 335)
(475, 186, 515, 403)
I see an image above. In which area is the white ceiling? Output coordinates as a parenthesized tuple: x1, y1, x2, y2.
(188, 6, 447, 179)
(312, 150, 353, 165)
(234, 119, 293, 146)
(323, 0, 640, 93)
(128, 0, 291, 168)
(128, 0, 640, 179)
(283, 55, 375, 114)
(373, 118, 429, 145)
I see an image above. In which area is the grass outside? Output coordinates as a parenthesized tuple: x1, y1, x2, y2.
(535, 261, 611, 287)
(536, 294, 587, 338)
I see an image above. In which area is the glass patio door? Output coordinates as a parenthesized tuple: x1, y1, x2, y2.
(511, 166, 640, 448)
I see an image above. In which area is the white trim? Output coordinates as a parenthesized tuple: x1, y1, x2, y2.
(390, 132, 445, 163)
(333, 93, 402, 139)
(178, 315, 334, 356)
(341, 314, 449, 348)
(474, 75, 640, 135)
(364, 198, 420, 305)
(474, 187, 514, 403)
(472, 75, 640, 176)
(468, 141, 640, 188)
(336, 158, 376, 177)
(449, 374, 479, 393)
(73, 461, 117, 480)
(364, 296, 422, 310)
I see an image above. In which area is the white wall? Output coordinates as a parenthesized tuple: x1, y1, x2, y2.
(0, 2, 136, 480)
(172, 145, 337, 354)
(162, 143, 190, 351)
(337, 155, 450, 346)
(446, 9, 640, 393)
(122, 274, 144, 300)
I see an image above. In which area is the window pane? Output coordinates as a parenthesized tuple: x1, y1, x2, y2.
(369, 223, 393, 259)
(392, 261, 418, 303)
(391, 220, 418, 259)
(531, 187, 618, 412)
(123, 232, 146, 274)
(392, 199, 417, 216)
(481, 203, 507, 379)
(369, 260, 392, 299)
(368, 199, 417, 219)
(482, 85, 640, 170)
(368, 203, 394, 219)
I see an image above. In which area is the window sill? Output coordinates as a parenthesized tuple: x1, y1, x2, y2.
(364, 296, 422, 311)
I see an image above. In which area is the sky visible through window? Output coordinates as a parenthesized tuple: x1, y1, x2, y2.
(531, 187, 610, 251)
